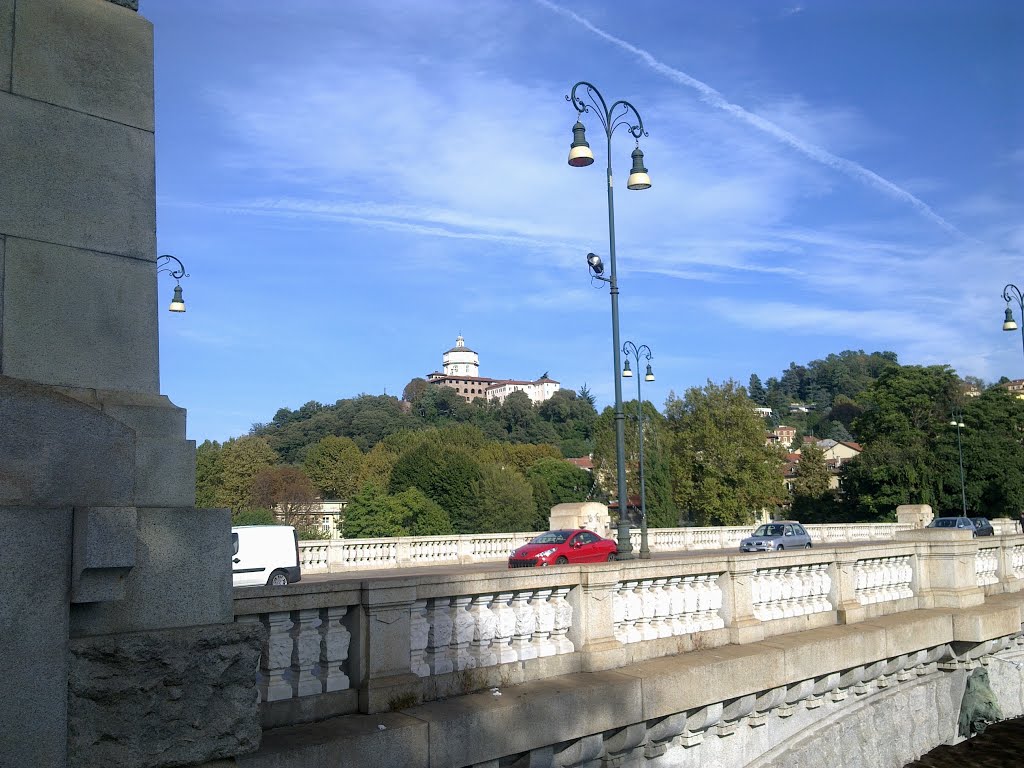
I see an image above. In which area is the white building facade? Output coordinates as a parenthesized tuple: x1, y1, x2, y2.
(426, 335, 560, 404)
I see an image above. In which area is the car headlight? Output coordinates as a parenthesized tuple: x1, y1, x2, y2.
(537, 548, 558, 558)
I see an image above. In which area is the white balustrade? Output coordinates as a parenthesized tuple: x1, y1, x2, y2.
(976, 548, 999, 586)
(410, 588, 575, 676)
(299, 523, 925, 572)
(613, 574, 724, 643)
(752, 564, 832, 621)
(854, 556, 914, 605)
(239, 607, 354, 704)
(1011, 545, 1024, 580)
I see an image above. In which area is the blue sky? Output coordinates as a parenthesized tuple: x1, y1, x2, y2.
(140, 0, 1024, 445)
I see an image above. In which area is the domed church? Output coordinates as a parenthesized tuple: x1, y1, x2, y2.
(426, 335, 559, 404)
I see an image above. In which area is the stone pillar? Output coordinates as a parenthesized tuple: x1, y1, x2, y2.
(358, 581, 422, 713)
(897, 528, 985, 609)
(0, 3, 259, 767)
(575, 568, 627, 671)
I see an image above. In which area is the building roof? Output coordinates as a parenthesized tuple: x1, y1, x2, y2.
(446, 345, 477, 354)
(566, 456, 593, 470)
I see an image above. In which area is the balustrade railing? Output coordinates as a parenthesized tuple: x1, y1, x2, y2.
(239, 531, 1024, 727)
(300, 523, 917, 573)
(612, 575, 724, 643)
(751, 564, 832, 621)
(854, 556, 914, 605)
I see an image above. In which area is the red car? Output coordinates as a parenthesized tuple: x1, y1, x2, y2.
(508, 529, 618, 568)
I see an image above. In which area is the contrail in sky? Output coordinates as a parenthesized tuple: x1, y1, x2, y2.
(538, 0, 965, 238)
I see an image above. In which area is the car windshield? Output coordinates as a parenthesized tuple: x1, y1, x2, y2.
(932, 519, 957, 528)
(531, 531, 569, 545)
(753, 525, 785, 537)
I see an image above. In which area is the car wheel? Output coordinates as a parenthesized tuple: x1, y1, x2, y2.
(555, 556, 569, 565)
(268, 570, 289, 586)
(607, 553, 617, 562)
(805, 543, 812, 549)
(775, 544, 784, 551)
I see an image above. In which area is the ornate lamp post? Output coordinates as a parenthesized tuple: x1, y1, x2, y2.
(568, 81, 652, 560)
(1002, 284, 1024, 368)
(622, 341, 654, 559)
(949, 408, 967, 517)
(157, 254, 189, 313)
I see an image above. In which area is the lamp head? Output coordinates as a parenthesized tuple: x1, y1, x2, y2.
(622, 359, 633, 378)
(568, 121, 595, 167)
(586, 252, 604, 276)
(1004, 306, 1018, 332)
(626, 146, 651, 190)
(644, 364, 655, 382)
(168, 284, 186, 313)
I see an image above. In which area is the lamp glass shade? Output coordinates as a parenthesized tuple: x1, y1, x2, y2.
(644, 364, 655, 382)
(626, 146, 651, 190)
(1003, 307, 1018, 331)
(622, 360, 633, 377)
(568, 121, 595, 167)
(586, 252, 604, 275)
(169, 284, 186, 313)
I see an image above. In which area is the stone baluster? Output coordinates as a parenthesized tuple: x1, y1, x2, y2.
(235, 614, 268, 701)
(665, 577, 686, 636)
(680, 576, 698, 632)
(650, 578, 671, 638)
(469, 594, 498, 668)
(621, 582, 643, 644)
(449, 596, 476, 671)
(261, 611, 295, 701)
(611, 582, 628, 643)
(549, 586, 575, 654)
(510, 591, 538, 660)
(530, 589, 557, 657)
(491, 592, 519, 664)
(409, 599, 430, 677)
(291, 608, 324, 696)
(425, 597, 454, 675)
(319, 606, 351, 692)
(637, 580, 659, 641)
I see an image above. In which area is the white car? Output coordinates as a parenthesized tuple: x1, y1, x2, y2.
(231, 525, 302, 587)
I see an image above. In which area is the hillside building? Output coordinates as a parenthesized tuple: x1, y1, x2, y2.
(426, 335, 560, 404)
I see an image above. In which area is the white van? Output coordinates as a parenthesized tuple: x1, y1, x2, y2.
(231, 525, 302, 587)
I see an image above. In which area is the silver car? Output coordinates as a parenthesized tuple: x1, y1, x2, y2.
(740, 521, 812, 552)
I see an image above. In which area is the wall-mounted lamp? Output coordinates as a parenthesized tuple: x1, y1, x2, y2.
(157, 255, 188, 313)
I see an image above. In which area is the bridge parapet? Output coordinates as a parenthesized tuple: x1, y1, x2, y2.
(297, 523, 918, 573)
(235, 532, 1024, 732)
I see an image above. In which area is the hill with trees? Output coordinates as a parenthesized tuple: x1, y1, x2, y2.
(196, 349, 1024, 536)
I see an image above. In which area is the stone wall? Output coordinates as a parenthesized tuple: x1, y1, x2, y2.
(0, 2, 257, 766)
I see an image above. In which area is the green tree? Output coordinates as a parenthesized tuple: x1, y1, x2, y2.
(665, 380, 783, 526)
(476, 464, 538, 532)
(841, 365, 962, 516)
(526, 457, 592, 522)
(303, 435, 363, 500)
(195, 440, 224, 508)
(402, 377, 429, 402)
(747, 374, 767, 405)
(355, 442, 400, 490)
(231, 507, 276, 526)
(789, 444, 838, 522)
(396, 487, 455, 536)
(344, 483, 410, 538)
(389, 443, 483, 532)
(216, 436, 278, 512)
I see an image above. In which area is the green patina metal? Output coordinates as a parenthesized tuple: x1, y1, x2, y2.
(958, 666, 1003, 737)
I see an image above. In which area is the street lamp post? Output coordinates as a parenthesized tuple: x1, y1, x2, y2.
(567, 81, 651, 560)
(1002, 284, 1024, 367)
(622, 341, 654, 559)
(157, 254, 189, 313)
(950, 409, 967, 517)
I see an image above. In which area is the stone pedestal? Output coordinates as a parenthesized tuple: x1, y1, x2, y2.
(0, 2, 258, 766)
(550, 501, 612, 539)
